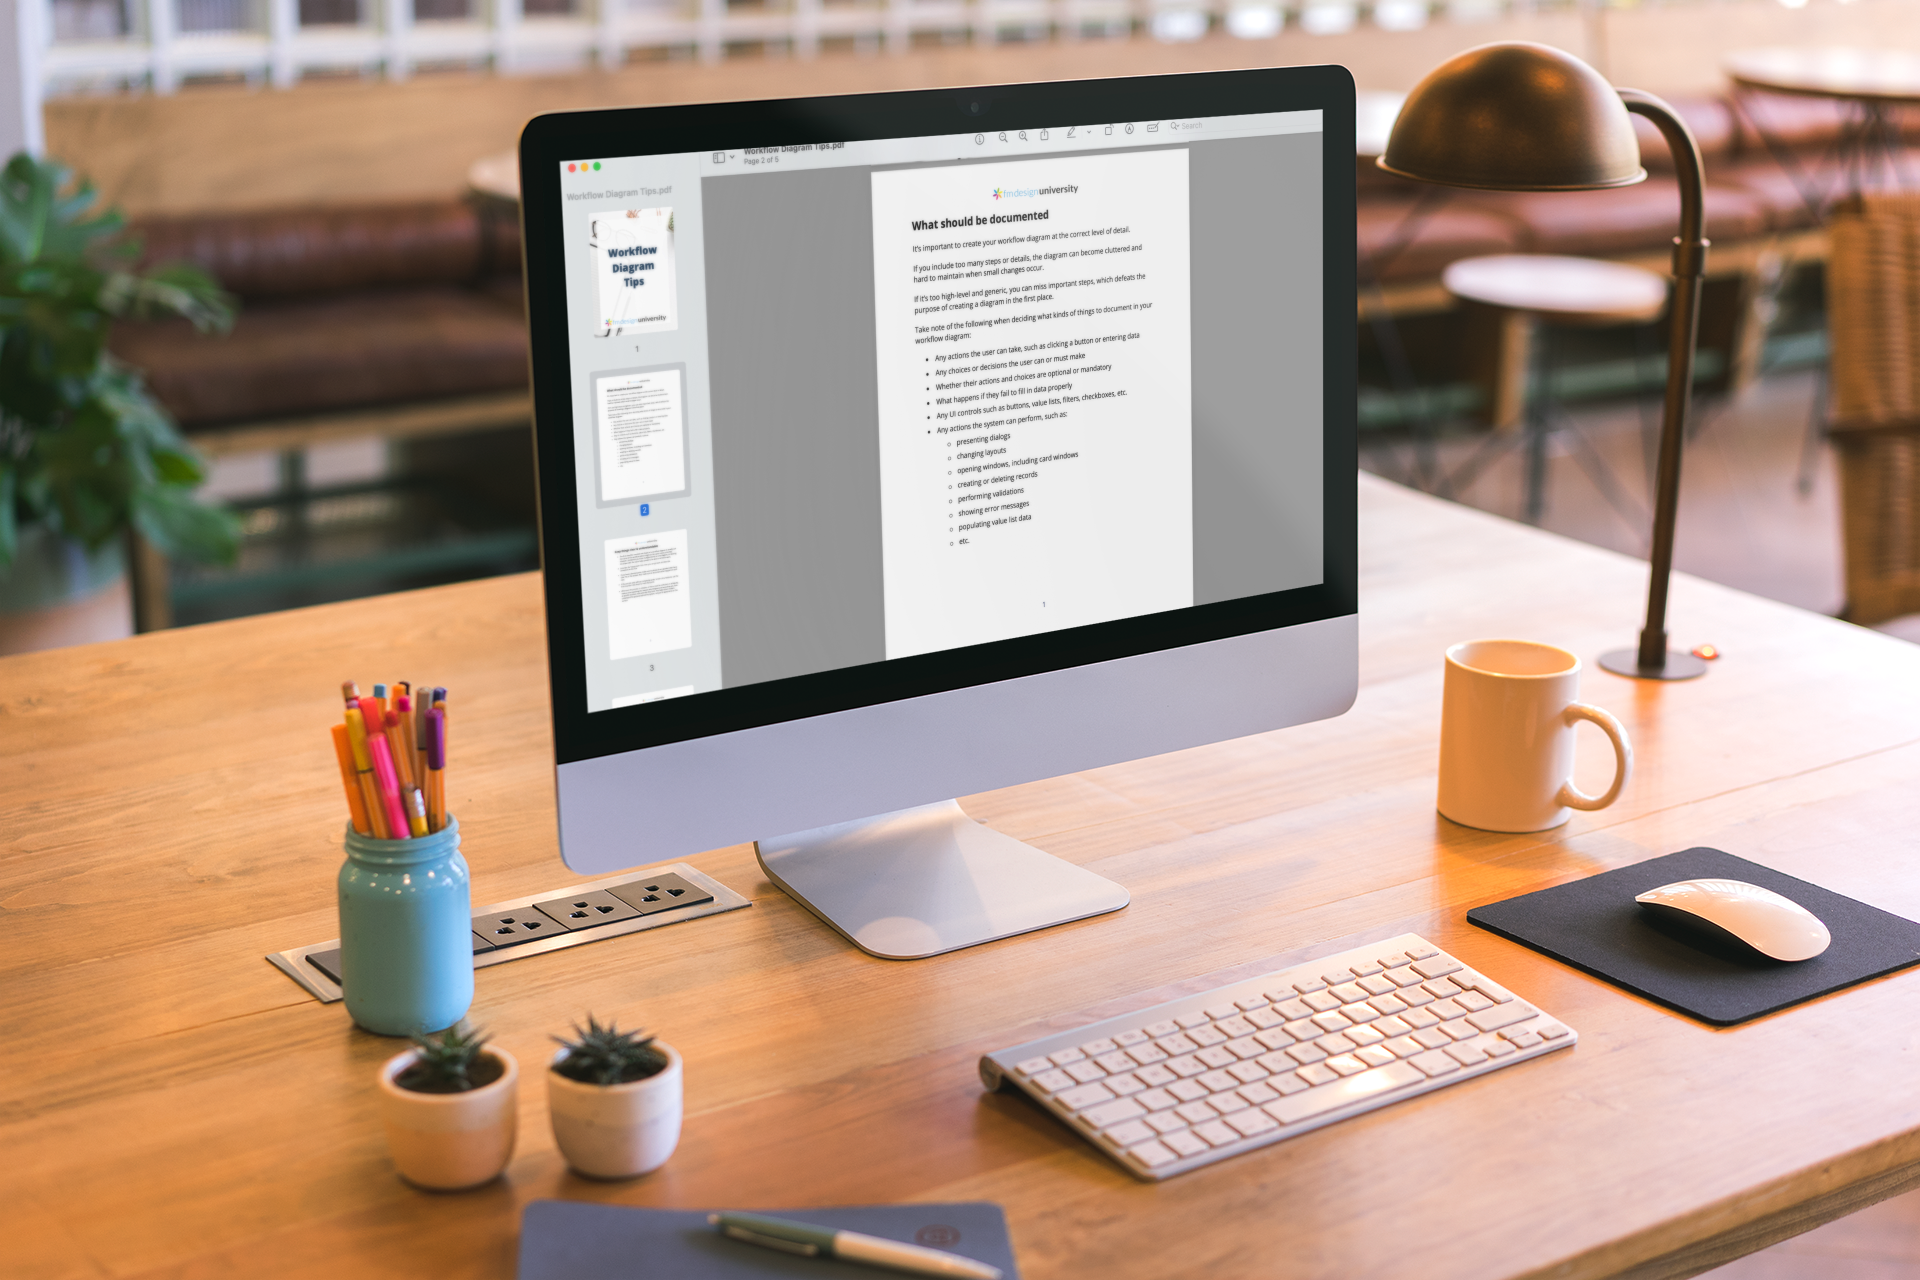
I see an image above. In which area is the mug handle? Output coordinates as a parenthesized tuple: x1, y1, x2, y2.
(1556, 703, 1633, 811)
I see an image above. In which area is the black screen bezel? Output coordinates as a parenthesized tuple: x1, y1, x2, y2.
(520, 66, 1358, 768)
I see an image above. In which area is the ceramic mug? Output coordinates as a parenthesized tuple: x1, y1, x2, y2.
(1437, 639, 1632, 832)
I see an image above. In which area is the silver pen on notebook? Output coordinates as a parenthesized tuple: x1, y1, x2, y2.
(708, 1212, 1004, 1280)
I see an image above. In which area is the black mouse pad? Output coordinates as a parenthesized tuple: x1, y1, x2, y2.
(1467, 848, 1920, 1025)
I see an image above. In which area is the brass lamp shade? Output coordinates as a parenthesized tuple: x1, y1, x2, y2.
(1380, 42, 1647, 191)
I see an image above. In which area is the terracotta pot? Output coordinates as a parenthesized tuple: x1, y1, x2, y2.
(377, 1045, 519, 1190)
(546, 1042, 682, 1179)
(0, 524, 131, 655)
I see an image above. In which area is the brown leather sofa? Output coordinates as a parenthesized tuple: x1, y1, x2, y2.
(112, 199, 527, 430)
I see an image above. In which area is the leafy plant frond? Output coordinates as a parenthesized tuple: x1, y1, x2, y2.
(552, 1014, 668, 1086)
(397, 1021, 497, 1094)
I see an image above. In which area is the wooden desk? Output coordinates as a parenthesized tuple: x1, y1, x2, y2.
(7, 475, 1920, 1280)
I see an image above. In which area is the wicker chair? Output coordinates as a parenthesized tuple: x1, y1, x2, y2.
(1827, 192, 1920, 625)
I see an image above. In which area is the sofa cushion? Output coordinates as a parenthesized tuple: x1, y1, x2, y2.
(1358, 195, 1526, 283)
(131, 201, 488, 302)
(1713, 154, 1918, 231)
(1453, 177, 1770, 258)
(110, 288, 528, 427)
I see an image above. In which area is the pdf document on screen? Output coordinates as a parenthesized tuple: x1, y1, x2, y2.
(870, 149, 1194, 660)
(604, 530, 693, 660)
(596, 368, 688, 504)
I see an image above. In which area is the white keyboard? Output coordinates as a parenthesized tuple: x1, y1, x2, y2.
(979, 933, 1574, 1179)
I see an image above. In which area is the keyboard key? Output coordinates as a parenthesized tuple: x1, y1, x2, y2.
(1441, 1019, 1479, 1042)
(1169, 1080, 1210, 1102)
(1270, 1071, 1310, 1096)
(1130, 1139, 1179, 1168)
(1320, 970, 1354, 987)
(1412, 956, 1462, 980)
(1186, 1024, 1229, 1048)
(1193, 1120, 1241, 1148)
(1464, 974, 1516, 1004)
(1245, 1006, 1287, 1030)
(1155, 1034, 1199, 1055)
(1016, 1057, 1052, 1076)
(1203, 1003, 1240, 1021)
(1238, 1082, 1279, 1105)
(1296, 1063, 1339, 1086)
(1412, 1027, 1451, 1049)
(1383, 1035, 1422, 1057)
(1505, 1031, 1542, 1049)
(1408, 1049, 1458, 1077)
(1389, 968, 1426, 990)
(1254, 1028, 1295, 1050)
(1166, 1055, 1207, 1078)
(1283, 1019, 1320, 1041)
(1428, 998, 1465, 1020)
(1106, 1119, 1155, 1146)
(1194, 1047, 1235, 1070)
(1398, 986, 1435, 1007)
(1315, 1032, 1357, 1054)
(1209, 1091, 1250, 1114)
(1177, 1013, 1212, 1030)
(1225, 1037, 1266, 1061)
(1286, 1043, 1328, 1065)
(1136, 1064, 1177, 1086)
(1325, 1054, 1368, 1077)
(1357, 974, 1396, 996)
(1341, 1003, 1380, 1024)
(1106, 1072, 1146, 1096)
(1347, 960, 1384, 978)
(1273, 998, 1314, 1021)
(1058, 1083, 1116, 1110)
(1127, 1044, 1169, 1067)
(1175, 1100, 1219, 1124)
(1084, 1098, 1147, 1127)
(1114, 1029, 1149, 1047)
(1198, 1070, 1239, 1092)
(1065, 1061, 1107, 1083)
(1356, 1045, 1397, 1067)
(1330, 982, 1367, 1003)
(1136, 1087, 1178, 1111)
(1265, 1061, 1423, 1124)
(1444, 1042, 1487, 1066)
(1235, 995, 1270, 1012)
(1535, 1021, 1571, 1040)
(1292, 977, 1326, 995)
(1144, 1020, 1182, 1038)
(1303, 991, 1342, 1013)
(1456, 991, 1495, 1013)
(1215, 1015, 1256, 1038)
(1345, 1024, 1385, 1047)
(1401, 1006, 1440, 1029)
(1081, 1038, 1118, 1056)
(1372, 1013, 1411, 1035)
(1422, 978, 1463, 999)
(1406, 944, 1439, 960)
(1227, 1060, 1269, 1084)
(1032, 1070, 1075, 1093)
(1050, 1048, 1086, 1066)
(1255, 1051, 1296, 1073)
(1226, 1109, 1280, 1137)
(1146, 1111, 1187, 1133)
(1311, 1011, 1352, 1032)
(1378, 954, 1411, 970)
(1164, 1130, 1209, 1157)
(1369, 994, 1409, 1017)
(1094, 1051, 1135, 1073)
(1483, 1037, 1517, 1058)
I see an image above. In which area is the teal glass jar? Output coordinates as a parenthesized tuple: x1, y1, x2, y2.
(338, 815, 473, 1036)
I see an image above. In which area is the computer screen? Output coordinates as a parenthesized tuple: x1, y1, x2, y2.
(521, 70, 1356, 882)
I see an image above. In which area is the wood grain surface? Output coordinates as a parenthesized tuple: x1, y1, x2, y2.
(6, 474, 1920, 1280)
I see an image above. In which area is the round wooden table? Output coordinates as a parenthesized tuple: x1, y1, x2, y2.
(1441, 254, 1669, 524)
(1723, 47, 1920, 215)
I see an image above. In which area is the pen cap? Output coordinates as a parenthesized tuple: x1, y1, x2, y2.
(425, 708, 445, 770)
(358, 696, 387, 736)
(344, 706, 374, 770)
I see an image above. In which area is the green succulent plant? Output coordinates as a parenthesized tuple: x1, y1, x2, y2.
(552, 1014, 668, 1086)
(396, 1021, 501, 1094)
(0, 151, 239, 570)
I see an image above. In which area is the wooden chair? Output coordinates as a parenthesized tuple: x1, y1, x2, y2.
(1826, 192, 1920, 624)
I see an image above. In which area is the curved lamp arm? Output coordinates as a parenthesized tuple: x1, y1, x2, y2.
(1612, 90, 1710, 677)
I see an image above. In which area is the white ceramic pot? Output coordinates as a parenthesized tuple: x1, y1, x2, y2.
(377, 1045, 519, 1190)
(546, 1042, 682, 1179)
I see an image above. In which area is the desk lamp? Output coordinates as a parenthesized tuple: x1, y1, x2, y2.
(1381, 42, 1709, 681)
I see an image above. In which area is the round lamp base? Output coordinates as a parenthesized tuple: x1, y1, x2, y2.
(1597, 647, 1709, 681)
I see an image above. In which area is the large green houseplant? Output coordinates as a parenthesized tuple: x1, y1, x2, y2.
(0, 151, 238, 633)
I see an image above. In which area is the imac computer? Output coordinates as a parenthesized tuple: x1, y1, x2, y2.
(519, 68, 1357, 959)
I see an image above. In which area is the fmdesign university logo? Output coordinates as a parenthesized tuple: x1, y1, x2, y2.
(993, 187, 1004, 200)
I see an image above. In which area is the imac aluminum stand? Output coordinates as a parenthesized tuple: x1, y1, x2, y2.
(756, 800, 1129, 959)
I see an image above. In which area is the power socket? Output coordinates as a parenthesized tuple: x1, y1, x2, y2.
(609, 872, 714, 915)
(533, 888, 642, 932)
(475, 910, 559, 945)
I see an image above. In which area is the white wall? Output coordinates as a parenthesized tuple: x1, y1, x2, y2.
(0, 0, 43, 157)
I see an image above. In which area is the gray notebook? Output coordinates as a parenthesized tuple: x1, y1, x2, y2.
(518, 1200, 1019, 1279)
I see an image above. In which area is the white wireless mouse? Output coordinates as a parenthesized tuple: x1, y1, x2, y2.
(1635, 878, 1832, 962)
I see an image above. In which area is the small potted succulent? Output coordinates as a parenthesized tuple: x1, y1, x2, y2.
(548, 1015, 682, 1179)
(376, 1021, 519, 1190)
